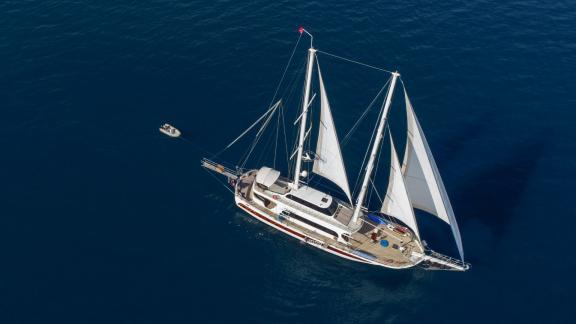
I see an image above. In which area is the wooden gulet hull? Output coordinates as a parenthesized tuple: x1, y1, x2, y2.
(200, 160, 468, 271)
(234, 195, 420, 269)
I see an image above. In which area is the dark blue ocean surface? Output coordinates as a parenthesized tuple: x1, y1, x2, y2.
(1, 1, 575, 323)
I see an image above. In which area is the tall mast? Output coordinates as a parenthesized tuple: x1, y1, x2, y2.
(351, 72, 400, 224)
(293, 40, 316, 188)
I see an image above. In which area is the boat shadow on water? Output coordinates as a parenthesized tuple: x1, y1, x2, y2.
(453, 134, 548, 266)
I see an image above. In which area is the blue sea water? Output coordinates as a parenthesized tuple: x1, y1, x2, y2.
(1, 0, 575, 323)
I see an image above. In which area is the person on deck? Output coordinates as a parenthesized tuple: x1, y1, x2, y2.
(371, 229, 379, 243)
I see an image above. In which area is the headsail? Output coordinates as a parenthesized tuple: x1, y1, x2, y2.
(401, 88, 464, 260)
(312, 63, 353, 204)
(381, 132, 420, 239)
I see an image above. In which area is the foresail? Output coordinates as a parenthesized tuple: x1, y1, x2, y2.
(401, 89, 464, 260)
(381, 133, 420, 239)
(312, 64, 353, 204)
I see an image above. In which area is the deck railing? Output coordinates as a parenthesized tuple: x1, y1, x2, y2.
(425, 249, 470, 270)
(201, 158, 239, 180)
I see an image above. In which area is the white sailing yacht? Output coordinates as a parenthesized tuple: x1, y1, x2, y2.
(202, 29, 469, 271)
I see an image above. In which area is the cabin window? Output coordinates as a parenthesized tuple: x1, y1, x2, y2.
(326, 200, 338, 215)
(253, 193, 271, 206)
(286, 195, 339, 216)
(285, 211, 338, 238)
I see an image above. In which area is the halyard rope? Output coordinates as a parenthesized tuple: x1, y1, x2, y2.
(317, 50, 394, 74)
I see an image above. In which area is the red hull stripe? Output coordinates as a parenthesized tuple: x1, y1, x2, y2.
(238, 203, 305, 239)
(238, 203, 366, 262)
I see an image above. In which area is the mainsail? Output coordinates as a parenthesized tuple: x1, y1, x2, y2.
(401, 88, 464, 260)
(312, 63, 353, 204)
(381, 133, 420, 239)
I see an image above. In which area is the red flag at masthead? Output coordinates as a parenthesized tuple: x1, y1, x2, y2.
(298, 26, 304, 34)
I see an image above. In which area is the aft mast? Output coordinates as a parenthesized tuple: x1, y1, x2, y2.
(351, 72, 400, 224)
(293, 28, 315, 189)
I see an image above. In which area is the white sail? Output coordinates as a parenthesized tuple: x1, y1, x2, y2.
(402, 89, 464, 260)
(381, 133, 420, 239)
(312, 64, 353, 204)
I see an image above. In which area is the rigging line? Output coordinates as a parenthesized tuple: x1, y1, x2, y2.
(254, 117, 275, 166)
(261, 103, 284, 166)
(281, 104, 290, 171)
(353, 76, 396, 197)
(272, 55, 304, 175)
(369, 177, 383, 205)
(268, 33, 303, 108)
(213, 100, 281, 159)
(317, 50, 394, 74)
(238, 111, 269, 167)
(281, 105, 293, 178)
(212, 35, 303, 161)
(264, 113, 280, 166)
(178, 136, 241, 172)
(203, 168, 235, 195)
(273, 103, 280, 168)
(281, 56, 306, 175)
(352, 88, 387, 196)
(239, 114, 272, 168)
(342, 77, 391, 146)
(255, 123, 276, 168)
(287, 73, 306, 179)
(239, 105, 277, 168)
(281, 56, 307, 109)
(288, 112, 299, 176)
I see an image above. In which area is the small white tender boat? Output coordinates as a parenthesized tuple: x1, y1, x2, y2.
(159, 123, 181, 138)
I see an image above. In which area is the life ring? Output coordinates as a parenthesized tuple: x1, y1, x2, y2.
(272, 195, 279, 200)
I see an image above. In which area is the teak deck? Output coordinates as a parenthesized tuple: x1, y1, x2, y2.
(236, 172, 423, 267)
